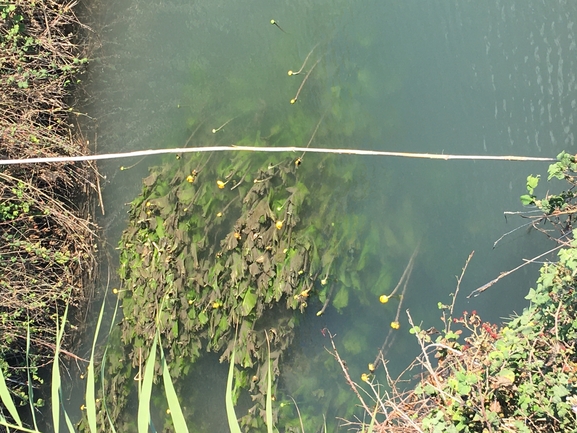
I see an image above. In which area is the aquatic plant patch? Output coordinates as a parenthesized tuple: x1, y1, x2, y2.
(99, 130, 403, 430)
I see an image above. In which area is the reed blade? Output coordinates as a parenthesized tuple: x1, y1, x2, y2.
(265, 337, 273, 433)
(0, 360, 22, 427)
(225, 345, 242, 433)
(62, 405, 75, 433)
(159, 335, 189, 433)
(366, 404, 378, 433)
(51, 304, 69, 433)
(101, 296, 120, 433)
(137, 334, 158, 433)
(25, 321, 38, 430)
(86, 295, 107, 432)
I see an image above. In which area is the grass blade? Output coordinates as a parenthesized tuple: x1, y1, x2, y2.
(225, 344, 242, 433)
(25, 321, 38, 430)
(101, 296, 120, 433)
(158, 334, 189, 433)
(61, 404, 75, 433)
(86, 295, 107, 432)
(0, 362, 22, 427)
(51, 304, 69, 433)
(137, 334, 158, 433)
(265, 335, 273, 433)
(361, 404, 378, 433)
(0, 418, 39, 433)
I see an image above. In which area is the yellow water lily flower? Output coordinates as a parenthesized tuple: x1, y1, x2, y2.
(217, 180, 226, 189)
(390, 321, 400, 330)
(379, 294, 389, 304)
(212, 302, 221, 309)
(294, 288, 311, 300)
(186, 175, 194, 183)
(368, 363, 375, 372)
(275, 220, 283, 230)
(361, 373, 369, 382)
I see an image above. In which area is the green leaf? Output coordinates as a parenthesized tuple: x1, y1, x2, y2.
(497, 368, 515, 384)
(198, 311, 208, 325)
(526, 175, 540, 194)
(520, 194, 535, 206)
(240, 290, 257, 317)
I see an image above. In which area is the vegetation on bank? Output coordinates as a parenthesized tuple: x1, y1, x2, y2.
(0, 0, 97, 415)
(361, 152, 577, 432)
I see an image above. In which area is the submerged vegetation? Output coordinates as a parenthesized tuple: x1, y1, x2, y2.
(84, 4, 417, 430)
(97, 115, 412, 430)
(0, 0, 97, 419)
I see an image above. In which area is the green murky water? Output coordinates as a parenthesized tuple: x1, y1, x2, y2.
(64, 0, 577, 431)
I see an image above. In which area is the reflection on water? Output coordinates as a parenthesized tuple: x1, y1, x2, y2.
(76, 0, 577, 430)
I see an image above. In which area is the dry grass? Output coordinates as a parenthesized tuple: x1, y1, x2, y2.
(0, 0, 98, 405)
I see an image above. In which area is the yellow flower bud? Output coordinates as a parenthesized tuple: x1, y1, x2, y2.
(186, 175, 194, 183)
(217, 180, 225, 189)
(379, 295, 389, 304)
(368, 363, 375, 372)
(275, 220, 283, 230)
(361, 373, 369, 382)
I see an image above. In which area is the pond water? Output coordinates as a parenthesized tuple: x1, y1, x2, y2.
(65, 0, 577, 430)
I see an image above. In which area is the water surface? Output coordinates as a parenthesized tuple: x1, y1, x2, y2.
(72, 0, 577, 430)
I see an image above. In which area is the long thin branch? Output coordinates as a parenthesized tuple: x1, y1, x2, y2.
(0, 145, 555, 166)
(468, 244, 563, 298)
(325, 330, 372, 415)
